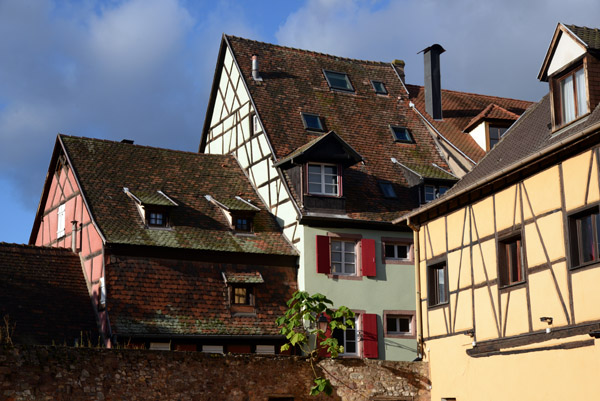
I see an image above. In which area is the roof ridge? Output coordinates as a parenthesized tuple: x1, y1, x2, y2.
(225, 34, 391, 67)
(564, 23, 600, 32)
(405, 83, 534, 104)
(0, 242, 77, 253)
(59, 134, 233, 159)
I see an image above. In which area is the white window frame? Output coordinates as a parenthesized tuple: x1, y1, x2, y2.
(307, 163, 339, 196)
(331, 239, 356, 275)
(384, 243, 410, 261)
(386, 315, 411, 335)
(57, 204, 66, 238)
(333, 315, 359, 356)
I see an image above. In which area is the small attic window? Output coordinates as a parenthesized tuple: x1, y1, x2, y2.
(233, 214, 253, 232)
(301, 113, 324, 131)
(378, 182, 397, 199)
(148, 211, 166, 227)
(323, 70, 354, 92)
(390, 125, 414, 143)
(371, 80, 388, 95)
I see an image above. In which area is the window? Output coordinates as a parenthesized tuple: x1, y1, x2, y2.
(389, 125, 414, 143)
(488, 125, 508, 149)
(234, 216, 251, 232)
(232, 286, 253, 305)
(202, 345, 224, 354)
(331, 240, 356, 275)
(554, 66, 588, 126)
(498, 235, 524, 286)
(385, 243, 409, 261)
(148, 211, 164, 226)
(428, 261, 448, 307)
(569, 207, 600, 268)
(149, 342, 170, 351)
(371, 80, 388, 95)
(424, 185, 449, 203)
(57, 203, 66, 238)
(308, 163, 339, 196)
(379, 182, 397, 199)
(332, 316, 357, 356)
(252, 114, 262, 135)
(323, 70, 354, 92)
(385, 314, 414, 337)
(255, 345, 276, 354)
(301, 113, 324, 131)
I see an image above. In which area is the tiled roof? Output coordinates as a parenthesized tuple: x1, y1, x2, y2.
(218, 197, 260, 211)
(221, 35, 457, 221)
(106, 257, 293, 336)
(405, 93, 600, 220)
(60, 135, 296, 256)
(0, 243, 97, 345)
(406, 85, 533, 162)
(565, 24, 600, 50)
(401, 162, 458, 181)
(463, 104, 521, 133)
(130, 190, 177, 206)
(223, 271, 265, 284)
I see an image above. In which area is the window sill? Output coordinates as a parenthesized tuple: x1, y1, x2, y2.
(569, 259, 600, 271)
(499, 280, 527, 291)
(384, 332, 416, 340)
(145, 226, 174, 231)
(306, 193, 343, 199)
(384, 259, 413, 265)
(427, 301, 449, 310)
(551, 113, 590, 136)
(327, 274, 363, 281)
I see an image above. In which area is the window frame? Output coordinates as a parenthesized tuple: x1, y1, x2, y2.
(330, 238, 357, 275)
(232, 213, 254, 233)
(552, 63, 589, 128)
(389, 125, 414, 144)
(332, 315, 359, 356)
(301, 112, 325, 132)
(378, 181, 397, 199)
(57, 203, 66, 238)
(306, 162, 341, 197)
(497, 232, 526, 288)
(423, 184, 449, 203)
(427, 259, 449, 308)
(145, 206, 169, 228)
(383, 310, 416, 339)
(568, 206, 600, 270)
(487, 124, 509, 150)
(381, 238, 413, 264)
(371, 80, 388, 95)
(323, 70, 355, 93)
(231, 285, 254, 306)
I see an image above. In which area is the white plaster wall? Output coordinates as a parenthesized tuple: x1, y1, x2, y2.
(469, 122, 487, 151)
(548, 32, 586, 76)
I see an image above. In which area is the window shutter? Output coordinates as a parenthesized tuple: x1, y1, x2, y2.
(362, 313, 379, 358)
(317, 313, 332, 358)
(361, 238, 376, 277)
(316, 235, 331, 274)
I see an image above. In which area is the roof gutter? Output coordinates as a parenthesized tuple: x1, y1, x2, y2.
(410, 102, 477, 165)
(399, 119, 600, 223)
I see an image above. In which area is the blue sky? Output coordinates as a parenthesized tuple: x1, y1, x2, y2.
(1, 0, 599, 244)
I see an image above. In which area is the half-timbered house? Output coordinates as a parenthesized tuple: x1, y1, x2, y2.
(30, 135, 298, 352)
(200, 35, 529, 360)
(401, 23, 600, 400)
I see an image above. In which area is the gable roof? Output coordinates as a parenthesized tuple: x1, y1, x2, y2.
(0, 243, 97, 345)
(204, 35, 460, 222)
(403, 91, 600, 224)
(406, 85, 533, 162)
(565, 24, 600, 50)
(56, 135, 295, 257)
(106, 257, 292, 337)
(463, 103, 521, 133)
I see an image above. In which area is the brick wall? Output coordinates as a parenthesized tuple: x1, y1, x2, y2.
(0, 345, 429, 401)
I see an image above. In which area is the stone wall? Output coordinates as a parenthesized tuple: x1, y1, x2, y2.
(0, 345, 430, 401)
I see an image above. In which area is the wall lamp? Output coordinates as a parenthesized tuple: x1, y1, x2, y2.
(317, 315, 329, 332)
(540, 316, 553, 333)
(464, 329, 476, 347)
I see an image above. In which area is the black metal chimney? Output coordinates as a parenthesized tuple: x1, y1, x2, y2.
(420, 44, 445, 120)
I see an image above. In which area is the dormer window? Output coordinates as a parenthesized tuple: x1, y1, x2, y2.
(205, 195, 259, 233)
(308, 163, 339, 196)
(554, 65, 588, 127)
(147, 210, 166, 227)
(124, 188, 177, 229)
(323, 70, 354, 92)
(371, 80, 388, 95)
(233, 214, 252, 232)
(390, 125, 414, 143)
(301, 113, 324, 132)
(222, 271, 264, 314)
(488, 125, 508, 149)
(379, 182, 397, 199)
(424, 184, 449, 203)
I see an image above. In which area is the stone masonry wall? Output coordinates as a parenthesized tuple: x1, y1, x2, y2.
(0, 345, 430, 401)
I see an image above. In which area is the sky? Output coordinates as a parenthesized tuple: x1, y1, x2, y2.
(1, 0, 599, 244)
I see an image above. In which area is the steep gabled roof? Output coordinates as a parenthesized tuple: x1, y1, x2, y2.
(58, 135, 295, 256)
(209, 35, 456, 221)
(0, 243, 97, 345)
(406, 85, 533, 162)
(564, 24, 600, 50)
(463, 103, 521, 133)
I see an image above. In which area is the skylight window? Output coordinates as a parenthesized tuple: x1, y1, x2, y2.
(301, 113, 324, 131)
(379, 182, 397, 199)
(323, 70, 354, 92)
(371, 80, 388, 95)
(390, 126, 414, 143)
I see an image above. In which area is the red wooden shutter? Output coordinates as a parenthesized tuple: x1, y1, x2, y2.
(317, 313, 332, 358)
(316, 235, 331, 274)
(362, 313, 379, 359)
(361, 238, 376, 277)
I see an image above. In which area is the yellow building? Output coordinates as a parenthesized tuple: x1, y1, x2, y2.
(400, 23, 600, 401)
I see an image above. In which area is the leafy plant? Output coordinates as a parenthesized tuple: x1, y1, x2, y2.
(276, 291, 354, 396)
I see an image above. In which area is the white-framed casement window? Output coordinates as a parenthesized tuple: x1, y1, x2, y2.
(384, 243, 409, 261)
(332, 316, 358, 356)
(308, 163, 339, 196)
(555, 65, 588, 126)
(57, 203, 66, 238)
(383, 311, 416, 338)
(424, 185, 449, 203)
(331, 239, 356, 275)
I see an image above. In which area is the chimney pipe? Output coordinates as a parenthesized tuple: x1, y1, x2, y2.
(71, 221, 78, 252)
(392, 59, 406, 83)
(420, 44, 445, 120)
(251, 54, 263, 81)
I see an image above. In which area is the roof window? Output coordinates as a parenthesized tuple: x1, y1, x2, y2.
(323, 70, 354, 92)
(390, 125, 414, 143)
(378, 182, 397, 199)
(301, 113, 324, 132)
(371, 80, 388, 95)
